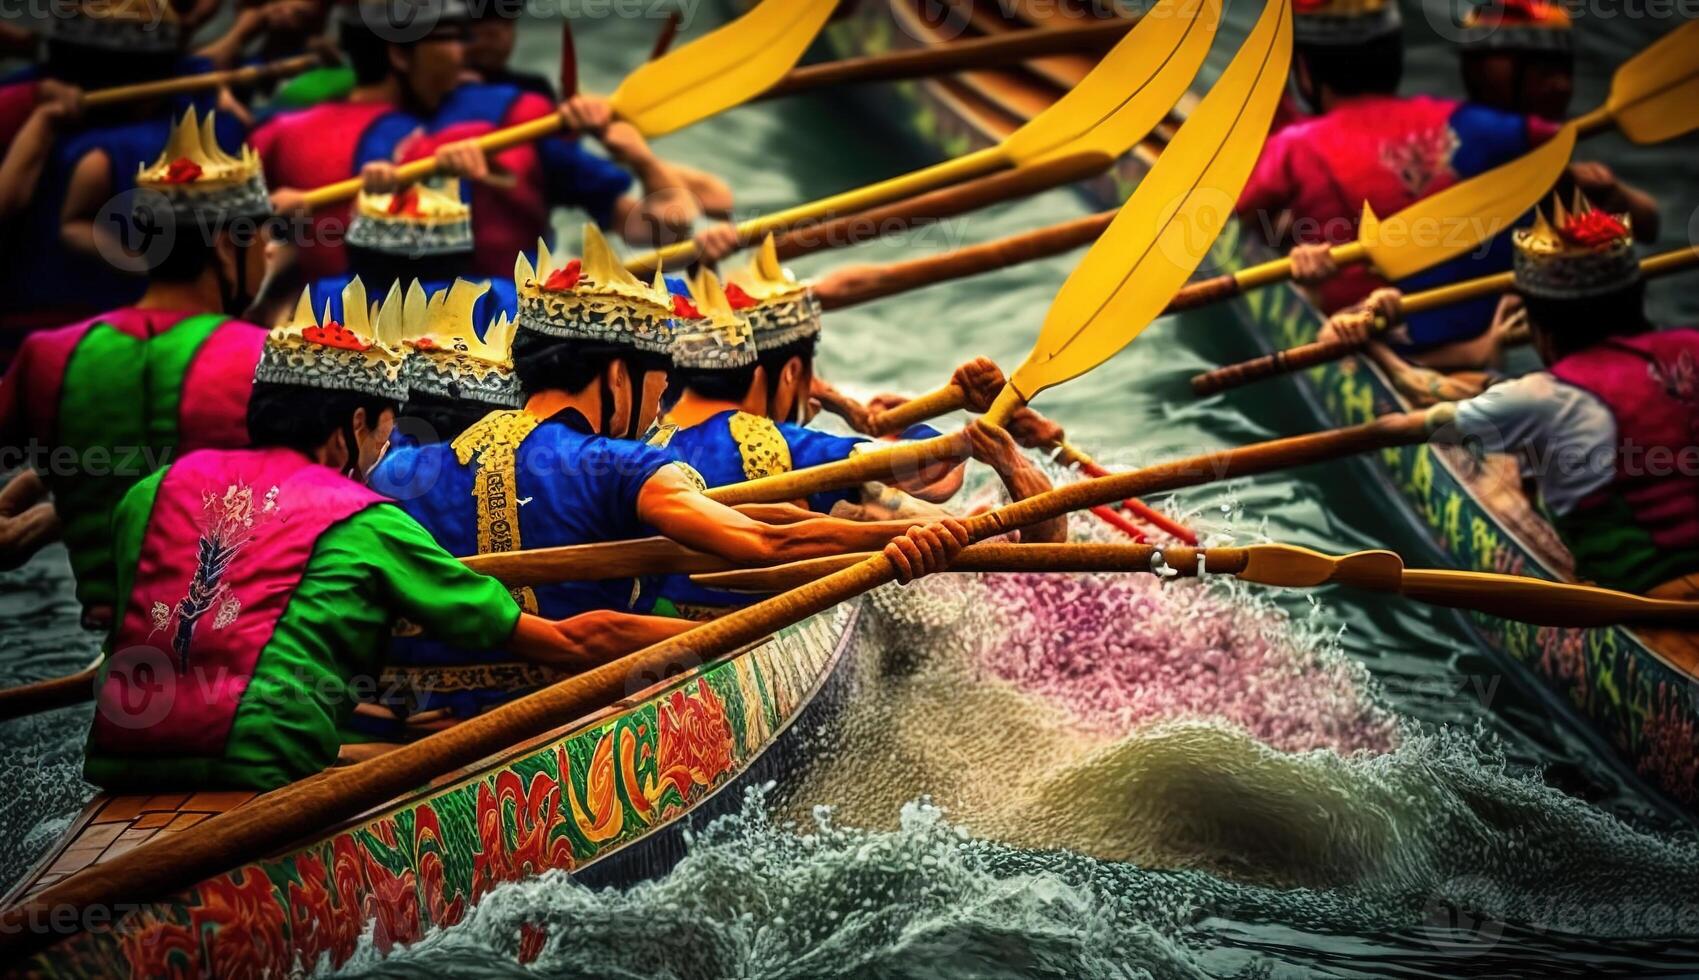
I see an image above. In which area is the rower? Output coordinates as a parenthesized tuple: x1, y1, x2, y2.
(0, 108, 276, 630)
(363, 225, 961, 733)
(256, 0, 461, 283)
(1, 0, 236, 346)
(1422, 194, 1699, 595)
(1235, 0, 1561, 369)
(381, 279, 523, 456)
(303, 176, 518, 331)
(79, 277, 699, 792)
(647, 270, 1064, 619)
(1456, 0, 1659, 239)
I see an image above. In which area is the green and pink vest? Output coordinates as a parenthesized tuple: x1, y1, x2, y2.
(0, 308, 265, 613)
(87, 448, 384, 789)
(1549, 330, 1699, 592)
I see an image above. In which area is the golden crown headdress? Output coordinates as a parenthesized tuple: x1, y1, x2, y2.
(725, 235, 822, 351)
(404, 279, 522, 407)
(52, 0, 180, 53)
(671, 271, 758, 371)
(348, 178, 474, 257)
(1292, 0, 1401, 46)
(257, 278, 411, 401)
(1513, 192, 1639, 300)
(514, 224, 675, 355)
(137, 108, 271, 224)
(1459, 0, 1571, 52)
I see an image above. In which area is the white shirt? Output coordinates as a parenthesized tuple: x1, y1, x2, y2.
(1444, 372, 1618, 516)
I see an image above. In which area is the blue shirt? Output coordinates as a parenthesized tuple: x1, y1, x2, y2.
(647, 409, 866, 612)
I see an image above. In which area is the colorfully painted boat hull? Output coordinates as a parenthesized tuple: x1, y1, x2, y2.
(5, 603, 863, 976)
(825, 0, 1699, 815)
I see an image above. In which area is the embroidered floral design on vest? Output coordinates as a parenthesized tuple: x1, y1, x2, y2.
(1379, 126, 1459, 198)
(728, 412, 792, 481)
(151, 482, 279, 671)
(452, 410, 545, 613)
(1649, 349, 1699, 443)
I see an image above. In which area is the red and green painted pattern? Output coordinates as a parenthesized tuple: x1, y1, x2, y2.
(4, 309, 263, 611)
(21, 604, 858, 978)
(826, 2, 1699, 813)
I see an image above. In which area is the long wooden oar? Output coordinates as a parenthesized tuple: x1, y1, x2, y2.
(1163, 17, 1699, 315)
(298, 0, 834, 208)
(79, 51, 332, 109)
(0, 667, 97, 721)
(623, 0, 1221, 274)
(690, 541, 1699, 629)
(0, 414, 1420, 958)
(836, 16, 1699, 427)
(758, 19, 1135, 100)
(700, 0, 1293, 510)
(1192, 245, 1699, 395)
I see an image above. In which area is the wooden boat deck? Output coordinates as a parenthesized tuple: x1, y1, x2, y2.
(8, 792, 257, 906)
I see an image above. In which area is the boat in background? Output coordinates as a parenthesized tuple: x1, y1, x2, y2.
(2, 604, 864, 976)
(822, 0, 1699, 816)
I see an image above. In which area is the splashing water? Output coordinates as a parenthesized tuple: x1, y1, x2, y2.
(336, 779, 1699, 980)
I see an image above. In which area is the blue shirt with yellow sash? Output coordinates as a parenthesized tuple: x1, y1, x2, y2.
(358, 407, 677, 736)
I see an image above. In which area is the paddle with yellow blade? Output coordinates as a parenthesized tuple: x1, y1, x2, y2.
(1164, 16, 1699, 315)
(298, 0, 834, 208)
(689, 542, 1699, 629)
(623, 0, 1223, 274)
(701, 0, 1295, 510)
(0, 10, 1296, 944)
(1192, 243, 1699, 395)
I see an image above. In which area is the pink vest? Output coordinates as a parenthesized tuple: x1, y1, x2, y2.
(1550, 330, 1699, 550)
(91, 448, 383, 757)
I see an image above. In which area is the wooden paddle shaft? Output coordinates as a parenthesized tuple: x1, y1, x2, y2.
(300, 114, 565, 208)
(817, 209, 1118, 312)
(0, 667, 97, 721)
(768, 153, 1114, 265)
(760, 20, 1134, 100)
(0, 547, 903, 961)
(82, 53, 324, 108)
(1166, 241, 1371, 314)
(1398, 569, 1699, 628)
(1190, 247, 1699, 395)
(694, 542, 1250, 590)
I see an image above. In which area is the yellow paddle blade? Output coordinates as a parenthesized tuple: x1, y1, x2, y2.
(1007, 0, 1292, 403)
(1606, 18, 1699, 144)
(1358, 122, 1576, 282)
(610, 0, 833, 137)
(1002, 0, 1223, 165)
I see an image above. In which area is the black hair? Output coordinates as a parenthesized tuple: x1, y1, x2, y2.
(672, 363, 759, 404)
(1295, 32, 1404, 104)
(340, 16, 390, 86)
(1521, 280, 1649, 361)
(755, 335, 818, 406)
(345, 245, 469, 284)
(396, 391, 497, 443)
(511, 331, 670, 398)
(247, 382, 399, 462)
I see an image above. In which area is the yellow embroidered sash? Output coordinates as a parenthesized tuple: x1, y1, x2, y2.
(451, 409, 543, 614)
(728, 411, 792, 480)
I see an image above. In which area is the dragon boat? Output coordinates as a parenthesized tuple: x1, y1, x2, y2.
(821, 0, 1699, 815)
(1, 603, 864, 975)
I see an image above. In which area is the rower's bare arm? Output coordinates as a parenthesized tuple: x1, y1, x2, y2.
(59, 149, 114, 263)
(966, 420, 1066, 543)
(635, 464, 922, 565)
(0, 85, 80, 226)
(505, 611, 694, 670)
